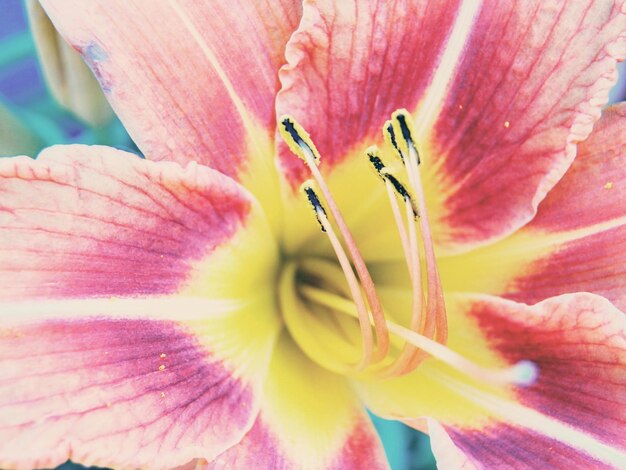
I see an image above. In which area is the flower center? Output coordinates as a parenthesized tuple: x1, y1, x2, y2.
(277, 111, 536, 386)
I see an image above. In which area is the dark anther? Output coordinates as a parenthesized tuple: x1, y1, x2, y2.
(281, 118, 305, 148)
(386, 174, 419, 218)
(395, 113, 420, 165)
(386, 123, 404, 162)
(303, 185, 327, 232)
(368, 153, 386, 174)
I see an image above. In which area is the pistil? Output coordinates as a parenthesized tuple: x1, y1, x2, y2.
(300, 285, 537, 387)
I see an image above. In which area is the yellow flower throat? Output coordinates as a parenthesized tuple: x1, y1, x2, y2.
(277, 110, 537, 385)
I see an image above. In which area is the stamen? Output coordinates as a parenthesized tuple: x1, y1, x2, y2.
(281, 115, 390, 362)
(301, 181, 327, 232)
(404, 197, 422, 320)
(380, 173, 415, 279)
(367, 144, 435, 376)
(366, 147, 425, 368)
(382, 196, 432, 376)
(392, 109, 420, 165)
(383, 120, 405, 163)
(279, 116, 321, 165)
(367, 149, 386, 175)
(300, 182, 374, 371)
(369, 150, 422, 321)
(387, 175, 418, 218)
(366, 147, 424, 354)
(366, 147, 418, 218)
(392, 110, 448, 355)
(301, 286, 538, 387)
(380, 196, 431, 377)
(385, 116, 420, 208)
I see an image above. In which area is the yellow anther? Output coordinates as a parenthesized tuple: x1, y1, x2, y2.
(392, 108, 419, 164)
(366, 146, 418, 218)
(279, 115, 321, 166)
(383, 119, 405, 162)
(366, 146, 387, 182)
(392, 109, 416, 141)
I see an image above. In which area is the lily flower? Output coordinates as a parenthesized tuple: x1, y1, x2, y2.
(1, 1, 625, 469)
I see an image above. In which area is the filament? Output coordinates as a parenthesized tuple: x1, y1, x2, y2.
(301, 286, 537, 387)
(313, 201, 375, 370)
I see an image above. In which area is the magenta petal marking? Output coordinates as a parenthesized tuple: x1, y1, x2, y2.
(509, 225, 626, 311)
(275, 0, 461, 186)
(206, 414, 388, 470)
(446, 424, 614, 470)
(469, 294, 626, 448)
(0, 146, 251, 300)
(429, 1, 626, 250)
(0, 317, 253, 469)
(331, 417, 390, 470)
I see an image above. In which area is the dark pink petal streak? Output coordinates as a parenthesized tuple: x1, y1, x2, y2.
(0, 317, 253, 469)
(276, 0, 461, 186)
(506, 104, 626, 311)
(0, 145, 250, 300)
(433, 0, 626, 250)
(426, 293, 625, 469)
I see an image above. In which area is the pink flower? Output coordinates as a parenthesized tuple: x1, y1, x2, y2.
(1, 1, 625, 469)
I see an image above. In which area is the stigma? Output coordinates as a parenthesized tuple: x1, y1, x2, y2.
(279, 111, 537, 387)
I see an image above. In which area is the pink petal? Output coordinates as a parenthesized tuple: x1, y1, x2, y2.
(0, 146, 281, 468)
(505, 104, 626, 310)
(429, 294, 626, 469)
(0, 145, 265, 300)
(428, 1, 626, 252)
(527, 103, 626, 233)
(276, 0, 461, 186)
(428, 420, 615, 470)
(203, 335, 389, 470)
(276, 0, 626, 253)
(360, 293, 626, 468)
(205, 414, 387, 470)
(439, 104, 626, 311)
(469, 294, 625, 450)
(40, 0, 301, 181)
(0, 299, 279, 469)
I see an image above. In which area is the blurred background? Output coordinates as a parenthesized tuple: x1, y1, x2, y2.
(0, 1, 624, 469)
